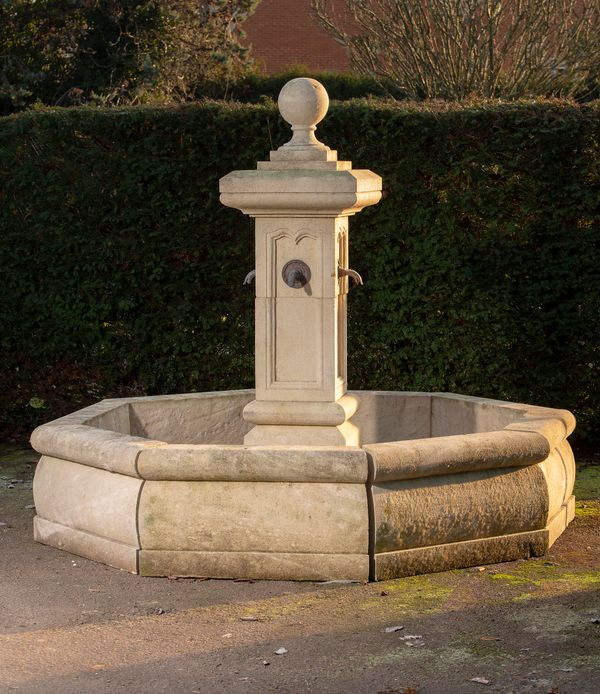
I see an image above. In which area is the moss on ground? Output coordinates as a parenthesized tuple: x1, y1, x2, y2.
(489, 572, 533, 586)
(361, 575, 453, 612)
(575, 500, 600, 518)
(489, 560, 600, 591)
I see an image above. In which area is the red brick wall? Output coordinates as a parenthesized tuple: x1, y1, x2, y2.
(243, 0, 351, 73)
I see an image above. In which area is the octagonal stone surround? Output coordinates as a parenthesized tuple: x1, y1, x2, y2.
(30, 390, 576, 581)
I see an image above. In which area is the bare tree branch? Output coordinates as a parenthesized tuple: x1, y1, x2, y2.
(312, 0, 600, 99)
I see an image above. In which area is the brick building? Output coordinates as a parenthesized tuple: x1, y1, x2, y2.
(243, 0, 351, 73)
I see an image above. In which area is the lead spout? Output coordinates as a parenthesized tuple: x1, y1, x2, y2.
(338, 265, 363, 286)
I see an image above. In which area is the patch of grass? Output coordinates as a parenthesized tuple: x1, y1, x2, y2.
(574, 465, 600, 500)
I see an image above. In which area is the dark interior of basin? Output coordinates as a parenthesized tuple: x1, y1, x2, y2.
(82, 390, 532, 446)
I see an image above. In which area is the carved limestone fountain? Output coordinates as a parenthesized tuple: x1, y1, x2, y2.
(31, 78, 576, 581)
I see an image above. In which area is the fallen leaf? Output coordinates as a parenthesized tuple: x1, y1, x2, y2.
(470, 677, 491, 685)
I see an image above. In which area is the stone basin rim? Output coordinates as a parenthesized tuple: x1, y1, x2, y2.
(30, 389, 575, 484)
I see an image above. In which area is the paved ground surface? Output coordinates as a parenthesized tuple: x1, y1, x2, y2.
(1, 445, 599, 694)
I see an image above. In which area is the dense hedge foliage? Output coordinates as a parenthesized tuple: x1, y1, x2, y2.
(1, 100, 599, 449)
(194, 68, 404, 101)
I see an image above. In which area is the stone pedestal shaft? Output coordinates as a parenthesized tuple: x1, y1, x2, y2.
(219, 78, 382, 445)
(254, 216, 348, 403)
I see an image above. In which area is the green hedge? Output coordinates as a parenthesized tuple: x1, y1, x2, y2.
(1, 100, 599, 449)
(194, 68, 404, 101)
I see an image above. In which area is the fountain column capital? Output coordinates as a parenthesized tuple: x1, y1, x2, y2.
(220, 77, 381, 217)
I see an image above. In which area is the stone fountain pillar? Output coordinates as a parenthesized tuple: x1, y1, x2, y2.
(220, 78, 382, 446)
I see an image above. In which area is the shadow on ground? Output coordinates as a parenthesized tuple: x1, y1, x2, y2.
(1, 445, 599, 693)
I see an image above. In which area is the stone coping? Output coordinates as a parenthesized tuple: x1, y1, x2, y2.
(366, 429, 546, 481)
(365, 421, 571, 482)
(219, 170, 382, 217)
(136, 445, 367, 483)
(30, 390, 575, 483)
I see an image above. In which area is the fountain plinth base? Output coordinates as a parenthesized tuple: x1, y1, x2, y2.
(242, 395, 360, 445)
(31, 390, 576, 581)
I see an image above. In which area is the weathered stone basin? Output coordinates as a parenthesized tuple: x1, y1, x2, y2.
(31, 390, 575, 581)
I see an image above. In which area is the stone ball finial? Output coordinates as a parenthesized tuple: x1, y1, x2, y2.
(277, 78, 329, 152)
(278, 78, 329, 130)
